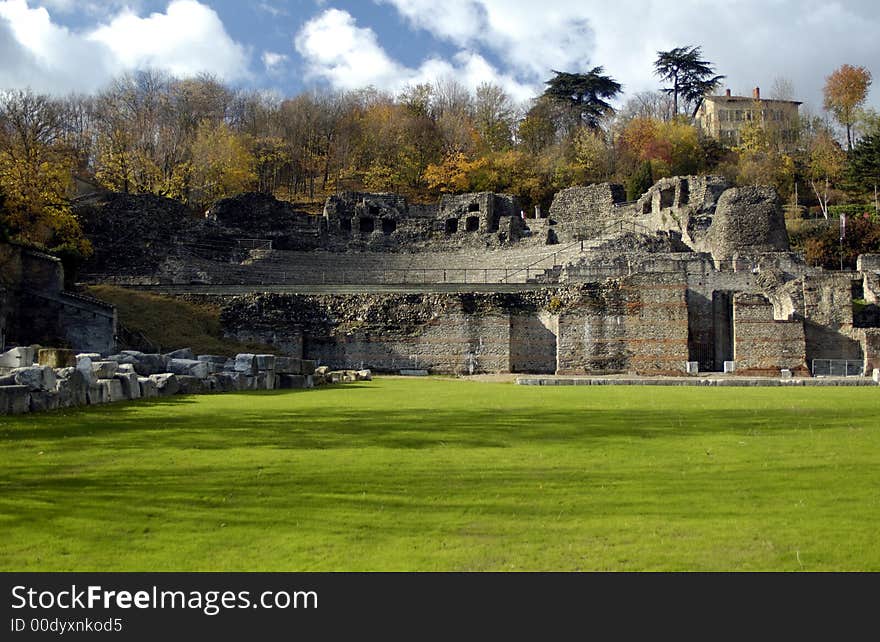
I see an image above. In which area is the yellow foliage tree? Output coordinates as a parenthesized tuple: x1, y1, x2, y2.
(0, 90, 91, 258)
(423, 153, 487, 193)
(190, 121, 256, 208)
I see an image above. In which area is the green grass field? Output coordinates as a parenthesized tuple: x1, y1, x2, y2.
(1, 378, 878, 571)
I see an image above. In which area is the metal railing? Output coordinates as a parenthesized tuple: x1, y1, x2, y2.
(811, 359, 864, 377)
(501, 240, 584, 283)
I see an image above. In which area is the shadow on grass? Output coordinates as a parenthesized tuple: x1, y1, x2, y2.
(0, 382, 872, 452)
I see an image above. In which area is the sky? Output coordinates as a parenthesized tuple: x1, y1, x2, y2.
(1, 0, 878, 112)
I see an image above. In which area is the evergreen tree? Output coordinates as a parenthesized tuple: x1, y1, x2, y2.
(542, 67, 622, 130)
(846, 132, 880, 196)
(654, 46, 725, 116)
(627, 160, 654, 201)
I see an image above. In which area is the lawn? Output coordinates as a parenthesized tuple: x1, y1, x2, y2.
(0, 378, 878, 571)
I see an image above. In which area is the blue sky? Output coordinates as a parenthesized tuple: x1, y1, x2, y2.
(1, 0, 878, 111)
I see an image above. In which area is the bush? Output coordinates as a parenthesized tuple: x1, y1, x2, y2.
(803, 212, 880, 269)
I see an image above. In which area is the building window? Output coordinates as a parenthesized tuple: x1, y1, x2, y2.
(718, 110, 728, 122)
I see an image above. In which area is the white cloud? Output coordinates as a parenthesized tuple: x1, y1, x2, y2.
(375, 0, 880, 110)
(295, 8, 535, 101)
(262, 51, 289, 72)
(88, 0, 249, 81)
(0, 0, 250, 94)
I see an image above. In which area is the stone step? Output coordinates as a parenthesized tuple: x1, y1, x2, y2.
(132, 283, 551, 296)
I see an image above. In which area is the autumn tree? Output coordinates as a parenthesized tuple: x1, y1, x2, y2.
(92, 71, 190, 199)
(654, 46, 725, 116)
(735, 116, 796, 197)
(807, 126, 846, 219)
(572, 127, 612, 182)
(189, 121, 256, 209)
(824, 64, 873, 151)
(517, 98, 558, 154)
(474, 83, 516, 153)
(0, 90, 91, 260)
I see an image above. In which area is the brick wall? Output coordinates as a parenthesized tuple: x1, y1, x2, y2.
(733, 293, 808, 375)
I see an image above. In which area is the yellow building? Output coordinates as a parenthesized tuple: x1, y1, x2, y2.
(695, 87, 801, 148)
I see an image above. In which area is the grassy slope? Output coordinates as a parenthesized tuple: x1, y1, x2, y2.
(85, 285, 272, 356)
(0, 378, 878, 571)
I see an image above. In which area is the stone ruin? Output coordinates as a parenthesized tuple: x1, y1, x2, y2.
(2, 174, 878, 414)
(0, 345, 328, 415)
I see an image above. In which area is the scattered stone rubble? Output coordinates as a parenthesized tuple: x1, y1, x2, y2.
(0, 345, 336, 416)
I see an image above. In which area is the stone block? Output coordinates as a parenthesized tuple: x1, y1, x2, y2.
(400, 369, 429, 377)
(256, 354, 276, 372)
(329, 371, 358, 384)
(166, 348, 195, 360)
(724, 361, 736, 374)
(121, 350, 146, 359)
(38, 348, 76, 369)
(29, 390, 60, 413)
(76, 353, 102, 361)
(315, 365, 330, 377)
(780, 369, 793, 380)
(874, 369, 879, 384)
(177, 376, 208, 395)
(132, 354, 169, 377)
(138, 377, 159, 399)
(99, 379, 125, 403)
(55, 369, 88, 407)
(91, 361, 119, 379)
(151, 373, 180, 397)
(685, 362, 699, 375)
(356, 369, 373, 381)
(117, 363, 136, 375)
(197, 356, 226, 374)
(75, 355, 97, 385)
(169, 359, 209, 379)
(234, 354, 257, 375)
(0, 347, 36, 369)
(0, 385, 30, 414)
(115, 372, 142, 400)
(13, 366, 57, 392)
(279, 375, 307, 389)
(213, 372, 238, 392)
(198, 355, 228, 364)
(301, 360, 317, 376)
(106, 353, 139, 366)
(275, 357, 302, 374)
(87, 382, 106, 405)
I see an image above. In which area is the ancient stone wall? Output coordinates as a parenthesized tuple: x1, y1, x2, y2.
(0, 242, 116, 354)
(732, 293, 808, 375)
(802, 273, 862, 361)
(628, 177, 790, 262)
(703, 187, 790, 260)
(554, 273, 690, 376)
(510, 312, 558, 373)
(548, 183, 627, 240)
(861, 328, 880, 373)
